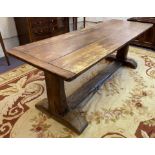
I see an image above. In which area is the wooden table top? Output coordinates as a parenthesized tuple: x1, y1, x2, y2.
(8, 19, 153, 81)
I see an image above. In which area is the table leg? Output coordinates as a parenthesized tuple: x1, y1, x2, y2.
(83, 17, 86, 28)
(0, 32, 10, 66)
(106, 45, 137, 69)
(35, 71, 88, 134)
(73, 17, 78, 30)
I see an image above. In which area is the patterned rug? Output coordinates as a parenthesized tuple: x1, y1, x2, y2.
(1, 46, 155, 138)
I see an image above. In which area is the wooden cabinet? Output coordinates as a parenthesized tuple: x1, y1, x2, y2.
(128, 17, 155, 50)
(14, 17, 69, 45)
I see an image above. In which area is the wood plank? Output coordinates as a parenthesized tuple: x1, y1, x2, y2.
(8, 49, 75, 81)
(16, 20, 124, 62)
(8, 19, 153, 80)
(14, 19, 120, 50)
(13, 20, 150, 62)
(51, 21, 152, 75)
(51, 42, 111, 73)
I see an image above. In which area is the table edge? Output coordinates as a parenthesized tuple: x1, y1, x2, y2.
(7, 49, 76, 81)
(8, 23, 153, 81)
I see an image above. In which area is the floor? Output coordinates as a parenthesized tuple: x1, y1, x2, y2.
(0, 56, 24, 73)
(1, 46, 155, 137)
(1, 21, 155, 137)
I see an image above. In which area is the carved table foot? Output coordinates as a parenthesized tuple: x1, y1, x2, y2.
(36, 99, 88, 134)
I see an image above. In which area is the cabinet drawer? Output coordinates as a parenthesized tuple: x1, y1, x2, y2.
(14, 17, 69, 44)
(29, 17, 50, 28)
(134, 26, 154, 44)
(31, 26, 50, 35)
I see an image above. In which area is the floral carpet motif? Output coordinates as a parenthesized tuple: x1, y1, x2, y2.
(0, 46, 155, 138)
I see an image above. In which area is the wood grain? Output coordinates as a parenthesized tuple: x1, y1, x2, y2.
(8, 19, 153, 81)
(8, 49, 75, 81)
(51, 42, 109, 73)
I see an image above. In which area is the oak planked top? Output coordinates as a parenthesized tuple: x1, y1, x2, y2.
(8, 19, 153, 81)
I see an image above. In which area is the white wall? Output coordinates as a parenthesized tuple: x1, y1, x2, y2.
(71, 17, 128, 23)
(0, 17, 19, 58)
(86, 17, 128, 22)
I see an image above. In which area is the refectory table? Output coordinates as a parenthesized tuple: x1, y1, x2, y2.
(8, 19, 153, 134)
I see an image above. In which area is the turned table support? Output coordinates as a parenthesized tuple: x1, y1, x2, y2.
(44, 72, 69, 115)
(106, 45, 137, 69)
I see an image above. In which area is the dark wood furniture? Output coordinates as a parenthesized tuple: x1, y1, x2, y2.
(8, 20, 152, 134)
(73, 17, 86, 30)
(0, 32, 10, 65)
(14, 17, 70, 45)
(128, 17, 155, 50)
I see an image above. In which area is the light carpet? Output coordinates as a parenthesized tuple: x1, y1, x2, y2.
(0, 46, 155, 138)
